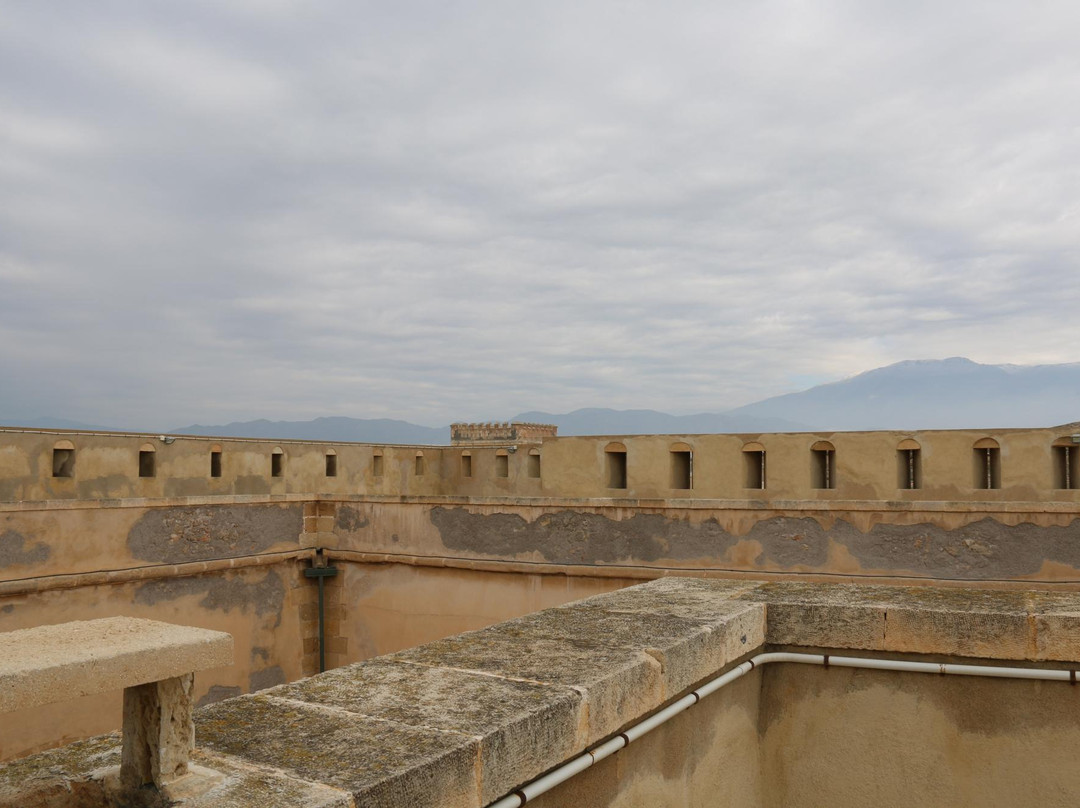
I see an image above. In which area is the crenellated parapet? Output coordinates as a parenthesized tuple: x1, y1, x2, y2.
(450, 421, 557, 445)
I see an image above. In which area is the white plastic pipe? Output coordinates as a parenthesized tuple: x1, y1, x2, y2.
(486, 652, 1078, 808)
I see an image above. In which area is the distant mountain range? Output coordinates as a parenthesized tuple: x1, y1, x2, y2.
(171, 417, 447, 444)
(724, 357, 1080, 431)
(511, 408, 805, 435)
(5, 358, 1079, 441)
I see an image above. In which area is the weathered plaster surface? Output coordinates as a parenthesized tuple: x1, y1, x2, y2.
(127, 505, 303, 563)
(430, 506, 1080, 579)
(134, 570, 285, 623)
(0, 529, 49, 567)
(430, 507, 830, 566)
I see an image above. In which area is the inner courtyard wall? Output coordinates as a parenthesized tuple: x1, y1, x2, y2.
(528, 658, 1080, 808)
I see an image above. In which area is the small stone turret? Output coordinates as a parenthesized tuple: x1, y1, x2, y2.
(450, 422, 557, 445)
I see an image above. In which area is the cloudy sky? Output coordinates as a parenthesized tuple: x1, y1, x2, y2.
(2, 1, 1078, 429)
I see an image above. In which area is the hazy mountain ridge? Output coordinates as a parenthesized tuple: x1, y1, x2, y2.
(6, 358, 1079, 440)
(170, 416, 447, 444)
(725, 357, 1080, 430)
(511, 408, 808, 435)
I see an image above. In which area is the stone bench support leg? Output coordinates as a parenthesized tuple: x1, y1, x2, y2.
(120, 673, 195, 789)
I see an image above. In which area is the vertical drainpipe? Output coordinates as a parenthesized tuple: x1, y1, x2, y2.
(303, 549, 339, 673)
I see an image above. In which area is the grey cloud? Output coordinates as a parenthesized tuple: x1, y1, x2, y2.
(1, 1, 1078, 428)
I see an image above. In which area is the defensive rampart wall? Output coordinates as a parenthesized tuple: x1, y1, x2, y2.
(3, 423, 1080, 761)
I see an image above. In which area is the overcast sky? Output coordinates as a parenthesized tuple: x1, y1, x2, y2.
(2, 1, 1078, 429)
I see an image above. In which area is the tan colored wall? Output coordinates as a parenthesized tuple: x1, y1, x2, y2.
(759, 662, 1080, 808)
(0, 499, 304, 584)
(529, 671, 764, 808)
(0, 430, 451, 501)
(329, 498, 1080, 584)
(4, 424, 1080, 504)
(336, 562, 636, 662)
(4, 422, 1080, 766)
(519, 659, 1080, 808)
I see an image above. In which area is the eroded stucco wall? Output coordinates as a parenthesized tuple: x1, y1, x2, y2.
(0, 501, 304, 582)
(330, 499, 1080, 583)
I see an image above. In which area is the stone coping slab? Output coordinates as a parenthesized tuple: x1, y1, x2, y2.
(0, 617, 233, 712)
(741, 582, 1080, 660)
(6, 578, 1080, 807)
(265, 659, 583, 804)
(197, 694, 480, 808)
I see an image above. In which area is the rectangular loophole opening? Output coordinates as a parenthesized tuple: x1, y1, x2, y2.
(606, 451, 627, 489)
(52, 449, 74, 478)
(670, 451, 691, 489)
(271, 453, 284, 478)
(373, 455, 384, 477)
(744, 452, 766, 490)
(138, 451, 155, 478)
(415, 455, 424, 476)
(325, 454, 337, 477)
(811, 450, 834, 490)
(1053, 446, 1078, 490)
(461, 455, 473, 478)
(210, 451, 222, 478)
(495, 454, 509, 478)
(528, 452, 541, 479)
(973, 448, 1000, 489)
(897, 450, 921, 490)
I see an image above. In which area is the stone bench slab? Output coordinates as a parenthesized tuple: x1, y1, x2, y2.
(0, 617, 233, 712)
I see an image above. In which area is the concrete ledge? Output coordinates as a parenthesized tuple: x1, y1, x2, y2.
(0, 618, 233, 712)
(744, 583, 1080, 661)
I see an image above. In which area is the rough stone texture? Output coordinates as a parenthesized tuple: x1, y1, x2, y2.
(0, 618, 233, 712)
(430, 506, 1080, 581)
(177, 751, 352, 807)
(121, 674, 194, 788)
(743, 583, 890, 651)
(0, 733, 121, 808)
(133, 569, 285, 619)
(565, 576, 761, 619)
(127, 504, 303, 563)
(508, 599, 763, 698)
(430, 508, 831, 568)
(196, 694, 480, 807)
(390, 625, 664, 744)
(0, 734, 352, 808)
(743, 583, 1080, 661)
(268, 659, 583, 804)
(0, 529, 49, 567)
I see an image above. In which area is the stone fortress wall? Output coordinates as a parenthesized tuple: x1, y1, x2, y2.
(3, 421, 1080, 761)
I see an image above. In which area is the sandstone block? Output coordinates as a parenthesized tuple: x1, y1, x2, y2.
(0, 617, 233, 713)
(268, 659, 583, 804)
(196, 695, 479, 808)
